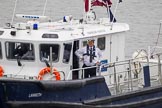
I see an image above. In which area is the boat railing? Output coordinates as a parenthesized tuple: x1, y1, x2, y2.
(3, 74, 38, 80)
(66, 65, 100, 80)
(69, 52, 162, 95)
(3, 70, 66, 81)
(108, 53, 162, 95)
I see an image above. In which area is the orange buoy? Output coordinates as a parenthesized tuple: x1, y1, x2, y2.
(37, 67, 60, 80)
(0, 66, 4, 77)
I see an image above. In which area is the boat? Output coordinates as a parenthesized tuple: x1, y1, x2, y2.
(0, 0, 162, 108)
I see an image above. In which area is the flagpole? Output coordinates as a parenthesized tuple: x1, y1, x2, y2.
(89, 0, 92, 11)
(110, 0, 119, 29)
(106, 2, 110, 22)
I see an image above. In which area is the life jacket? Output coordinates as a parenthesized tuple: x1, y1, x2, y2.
(83, 45, 96, 59)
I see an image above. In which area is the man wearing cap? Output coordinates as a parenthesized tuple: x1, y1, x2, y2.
(75, 39, 102, 78)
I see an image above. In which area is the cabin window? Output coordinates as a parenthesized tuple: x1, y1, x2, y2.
(97, 37, 105, 50)
(0, 31, 4, 35)
(63, 43, 72, 63)
(82, 41, 88, 47)
(40, 44, 59, 62)
(5, 42, 35, 60)
(42, 34, 58, 38)
(0, 43, 2, 59)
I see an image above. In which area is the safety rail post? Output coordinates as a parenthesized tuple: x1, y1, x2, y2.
(117, 75, 121, 93)
(113, 63, 118, 94)
(128, 60, 133, 91)
(82, 68, 85, 79)
(157, 54, 162, 84)
(97, 64, 101, 76)
(50, 47, 53, 74)
(127, 67, 130, 91)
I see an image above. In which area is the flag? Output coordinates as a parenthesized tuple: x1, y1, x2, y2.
(85, 0, 89, 12)
(91, 0, 112, 7)
(109, 8, 116, 22)
(91, 0, 116, 22)
(102, 0, 112, 6)
(91, 0, 105, 7)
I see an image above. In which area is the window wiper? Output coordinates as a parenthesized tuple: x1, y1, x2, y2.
(43, 59, 50, 67)
(15, 55, 22, 66)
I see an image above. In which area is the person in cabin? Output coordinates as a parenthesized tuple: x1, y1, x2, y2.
(14, 44, 29, 57)
(21, 44, 34, 60)
(14, 43, 34, 60)
(75, 39, 102, 78)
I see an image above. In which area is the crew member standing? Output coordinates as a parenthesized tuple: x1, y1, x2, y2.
(75, 39, 102, 78)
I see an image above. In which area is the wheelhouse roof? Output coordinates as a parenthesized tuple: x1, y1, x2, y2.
(0, 19, 129, 42)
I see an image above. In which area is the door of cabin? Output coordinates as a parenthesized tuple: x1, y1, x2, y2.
(72, 40, 79, 79)
(61, 42, 73, 80)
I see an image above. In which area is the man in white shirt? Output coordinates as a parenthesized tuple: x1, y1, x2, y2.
(75, 39, 102, 78)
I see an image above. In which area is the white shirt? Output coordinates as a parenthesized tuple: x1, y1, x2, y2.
(75, 45, 102, 66)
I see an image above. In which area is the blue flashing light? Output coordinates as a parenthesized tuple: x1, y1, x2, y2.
(33, 23, 38, 30)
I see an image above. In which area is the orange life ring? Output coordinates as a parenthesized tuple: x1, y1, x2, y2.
(0, 66, 4, 77)
(37, 67, 61, 80)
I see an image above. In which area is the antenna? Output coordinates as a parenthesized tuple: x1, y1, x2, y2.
(42, 0, 48, 16)
(150, 21, 162, 56)
(11, 0, 18, 26)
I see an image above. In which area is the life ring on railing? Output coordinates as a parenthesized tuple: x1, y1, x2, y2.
(133, 61, 142, 75)
(37, 67, 61, 80)
(132, 49, 146, 76)
(0, 66, 4, 77)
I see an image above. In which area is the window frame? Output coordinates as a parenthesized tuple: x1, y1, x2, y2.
(0, 42, 2, 59)
(5, 41, 35, 61)
(97, 37, 106, 50)
(62, 43, 72, 64)
(39, 43, 60, 62)
(0, 31, 4, 35)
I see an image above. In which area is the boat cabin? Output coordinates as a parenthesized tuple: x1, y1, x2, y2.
(0, 14, 129, 81)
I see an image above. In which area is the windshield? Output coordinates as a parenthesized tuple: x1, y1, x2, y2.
(63, 43, 72, 63)
(6, 42, 35, 60)
(40, 44, 59, 62)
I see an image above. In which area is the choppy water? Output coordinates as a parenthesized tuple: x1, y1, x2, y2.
(0, 0, 162, 58)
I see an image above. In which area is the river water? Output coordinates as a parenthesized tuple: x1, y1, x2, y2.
(0, 0, 162, 58)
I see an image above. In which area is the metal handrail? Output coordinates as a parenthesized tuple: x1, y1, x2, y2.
(68, 53, 162, 94)
(66, 65, 100, 80)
